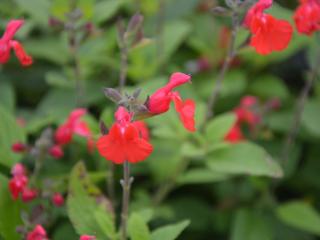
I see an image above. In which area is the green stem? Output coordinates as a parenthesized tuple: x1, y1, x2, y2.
(120, 161, 132, 240)
(203, 9, 239, 125)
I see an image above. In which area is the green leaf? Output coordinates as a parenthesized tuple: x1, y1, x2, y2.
(177, 169, 229, 185)
(205, 112, 236, 142)
(0, 81, 15, 113)
(51, 0, 69, 19)
(128, 213, 151, 240)
(0, 106, 26, 168)
(161, 21, 191, 63)
(230, 209, 273, 240)
(67, 162, 116, 240)
(14, 0, 50, 25)
(249, 75, 289, 100)
(276, 201, 320, 235)
(302, 100, 320, 137)
(78, 0, 94, 19)
(151, 220, 190, 240)
(93, 0, 124, 24)
(207, 142, 283, 178)
(0, 175, 23, 240)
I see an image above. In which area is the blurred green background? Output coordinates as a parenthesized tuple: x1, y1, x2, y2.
(1, 0, 320, 239)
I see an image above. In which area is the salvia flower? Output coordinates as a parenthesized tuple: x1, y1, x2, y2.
(97, 107, 153, 164)
(52, 193, 64, 207)
(244, 0, 293, 55)
(80, 235, 96, 240)
(8, 163, 28, 200)
(26, 225, 48, 240)
(48, 145, 64, 159)
(55, 108, 92, 146)
(293, 0, 320, 35)
(147, 72, 196, 132)
(21, 188, 38, 202)
(0, 19, 33, 66)
(224, 123, 244, 143)
(11, 141, 27, 153)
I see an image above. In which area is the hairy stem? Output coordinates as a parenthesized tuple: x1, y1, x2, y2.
(120, 161, 132, 240)
(107, 162, 115, 206)
(204, 10, 239, 124)
(119, 44, 128, 93)
(30, 147, 47, 186)
(281, 51, 320, 164)
(156, 0, 165, 67)
(69, 29, 84, 107)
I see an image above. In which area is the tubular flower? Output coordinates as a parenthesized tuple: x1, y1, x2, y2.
(21, 188, 38, 202)
(97, 107, 153, 164)
(55, 108, 92, 145)
(52, 193, 64, 207)
(8, 163, 28, 200)
(26, 225, 48, 240)
(148, 72, 196, 132)
(80, 235, 96, 240)
(244, 0, 293, 55)
(224, 123, 244, 143)
(0, 19, 33, 66)
(293, 0, 320, 35)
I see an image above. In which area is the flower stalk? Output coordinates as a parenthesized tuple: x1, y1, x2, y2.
(204, 8, 239, 124)
(120, 161, 133, 240)
(281, 40, 320, 164)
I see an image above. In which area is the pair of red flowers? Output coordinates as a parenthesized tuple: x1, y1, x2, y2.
(245, 0, 320, 55)
(0, 19, 32, 66)
(97, 72, 196, 164)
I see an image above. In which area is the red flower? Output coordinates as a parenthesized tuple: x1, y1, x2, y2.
(148, 72, 196, 131)
(9, 175, 28, 200)
(27, 225, 48, 240)
(52, 193, 64, 207)
(224, 123, 244, 143)
(132, 121, 150, 140)
(8, 163, 28, 200)
(244, 0, 293, 55)
(148, 72, 191, 114)
(55, 108, 91, 145)
(0, 20, 33, 66)
(49, 145, 64, 159)
(97, 107, 153, 164)
(11, 142, 27, 153)
(172, 93, 196, 132)
(22, 188, 38, 202)
(293, 0, 320, 35)
(80, 235, 96, 240)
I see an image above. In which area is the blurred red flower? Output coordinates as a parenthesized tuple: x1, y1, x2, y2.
(0, 19, 33, 66)
(244, 0, 293, 55)
(26, 225, 48, 240)
(294, 0, 320, 35)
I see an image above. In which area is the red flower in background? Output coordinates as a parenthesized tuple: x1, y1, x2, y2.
(11, 142, 27, 153)
(0, 19, 33, 66)
(225, 96, 261, 144)
(52, 193, 64, 207)
(97, 107, 153, 164)
(224, 124, 244, 143)
(48, 145, 64, 159)
(55, 108, 93, 149)
(148, 72, 196, 132)
(294, 0, 320, 35)
(21, 188, 38, 202)
(27, 225, 48, 240)
(80, 235, 96, 240)
(244, 0, 293, 55)
(8, 163, 28, 200)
